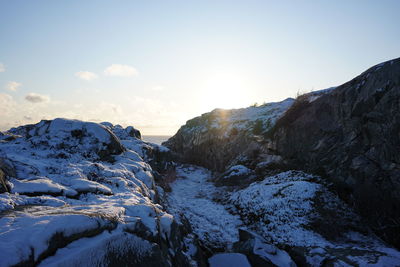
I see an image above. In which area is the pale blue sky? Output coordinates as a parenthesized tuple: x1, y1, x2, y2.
(0, 0, 399, 134)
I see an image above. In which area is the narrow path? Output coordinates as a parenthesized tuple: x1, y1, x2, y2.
(166, 165, 244, 250)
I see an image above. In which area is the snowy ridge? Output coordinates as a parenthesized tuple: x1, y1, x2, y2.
(0, 118, 191, 266)
(182, 97, 295, 138)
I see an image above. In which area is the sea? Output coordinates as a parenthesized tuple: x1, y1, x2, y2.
(142, 135, 172, 145)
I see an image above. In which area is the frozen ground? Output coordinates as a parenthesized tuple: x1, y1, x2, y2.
(166, 165, 243, 250)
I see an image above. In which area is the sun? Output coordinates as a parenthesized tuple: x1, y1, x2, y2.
(200, 71, 252, 111)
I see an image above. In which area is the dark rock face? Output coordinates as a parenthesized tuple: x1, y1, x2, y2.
(269, 58, 400, 248)
(0, 158, 14, 193)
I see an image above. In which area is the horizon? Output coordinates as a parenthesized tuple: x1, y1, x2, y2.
(1, 0, 399, 135)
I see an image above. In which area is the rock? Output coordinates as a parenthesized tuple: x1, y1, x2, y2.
(233, 229, 296, 267)
(269, 57, 400, 248)
(101, 122, 142, 140)
(164, 57, 400, 250)
(9, 118, 125, 162)
(163, 98, 294, 172)
(0, 169, 7, 193)
(0, 158, 15, 193)
(0, 118, 202, 266)
(214, 165, 256, 187)
(229, 171, 400, 266)
(0, 158, 16, 178)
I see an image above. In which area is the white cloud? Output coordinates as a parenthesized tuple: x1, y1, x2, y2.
(0, 63, 5, 72)
(25, 93, 50, 103)
(5, 81, 21, 92)
(104, 64, 138, 77)
(75, 71, 98, 81)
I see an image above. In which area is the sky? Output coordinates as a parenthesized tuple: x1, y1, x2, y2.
(0, 0, 399, 135)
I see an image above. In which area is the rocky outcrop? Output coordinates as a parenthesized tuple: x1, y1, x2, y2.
(228, 170, 400, 265)
(269, 58, 400, 248)
(163, 98, 294, 171)
(165, 57, 400, 252)
(0, 119, 203, 266)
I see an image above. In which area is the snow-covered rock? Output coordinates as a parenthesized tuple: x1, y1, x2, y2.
(233, 229, 296, 267)
(215, 164, 255, 187)
(163, 98, 295, 171)
(229, 171, 400, 266)
(163, 58, 400, 265)
(0, 118, 198, 267)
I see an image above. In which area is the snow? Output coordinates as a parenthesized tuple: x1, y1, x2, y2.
(230, 171, 325, 246)
(211, 98, 295, 135)
(160, 213, 174, 239)
(9, 177, 78, 197)
(252, 238, 295, 267)
(46, 118, 113, 144)
(0, 205, 117, 266)
(2, 118, 400, 266)
(166, 165, 243, 249)
(0, 119, 181, 266)
(303, 87, 336, 102)
(224, 165, 251, 177)
(229, 171, 400, 266)
(38, 231, 154, 267)
(208, 253, 251, 267)
(69, 178, 112, 195)
(178, 97, 295, 139)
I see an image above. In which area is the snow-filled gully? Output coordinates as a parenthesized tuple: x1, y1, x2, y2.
(165, 165, 244, 251)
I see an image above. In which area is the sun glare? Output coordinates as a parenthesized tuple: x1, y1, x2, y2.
(200, 71, 252, 111)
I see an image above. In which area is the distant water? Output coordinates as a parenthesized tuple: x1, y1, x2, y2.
(142, 135, 172, 145)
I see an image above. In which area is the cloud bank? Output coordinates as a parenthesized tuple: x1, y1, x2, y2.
(0, 63, 5, 72)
